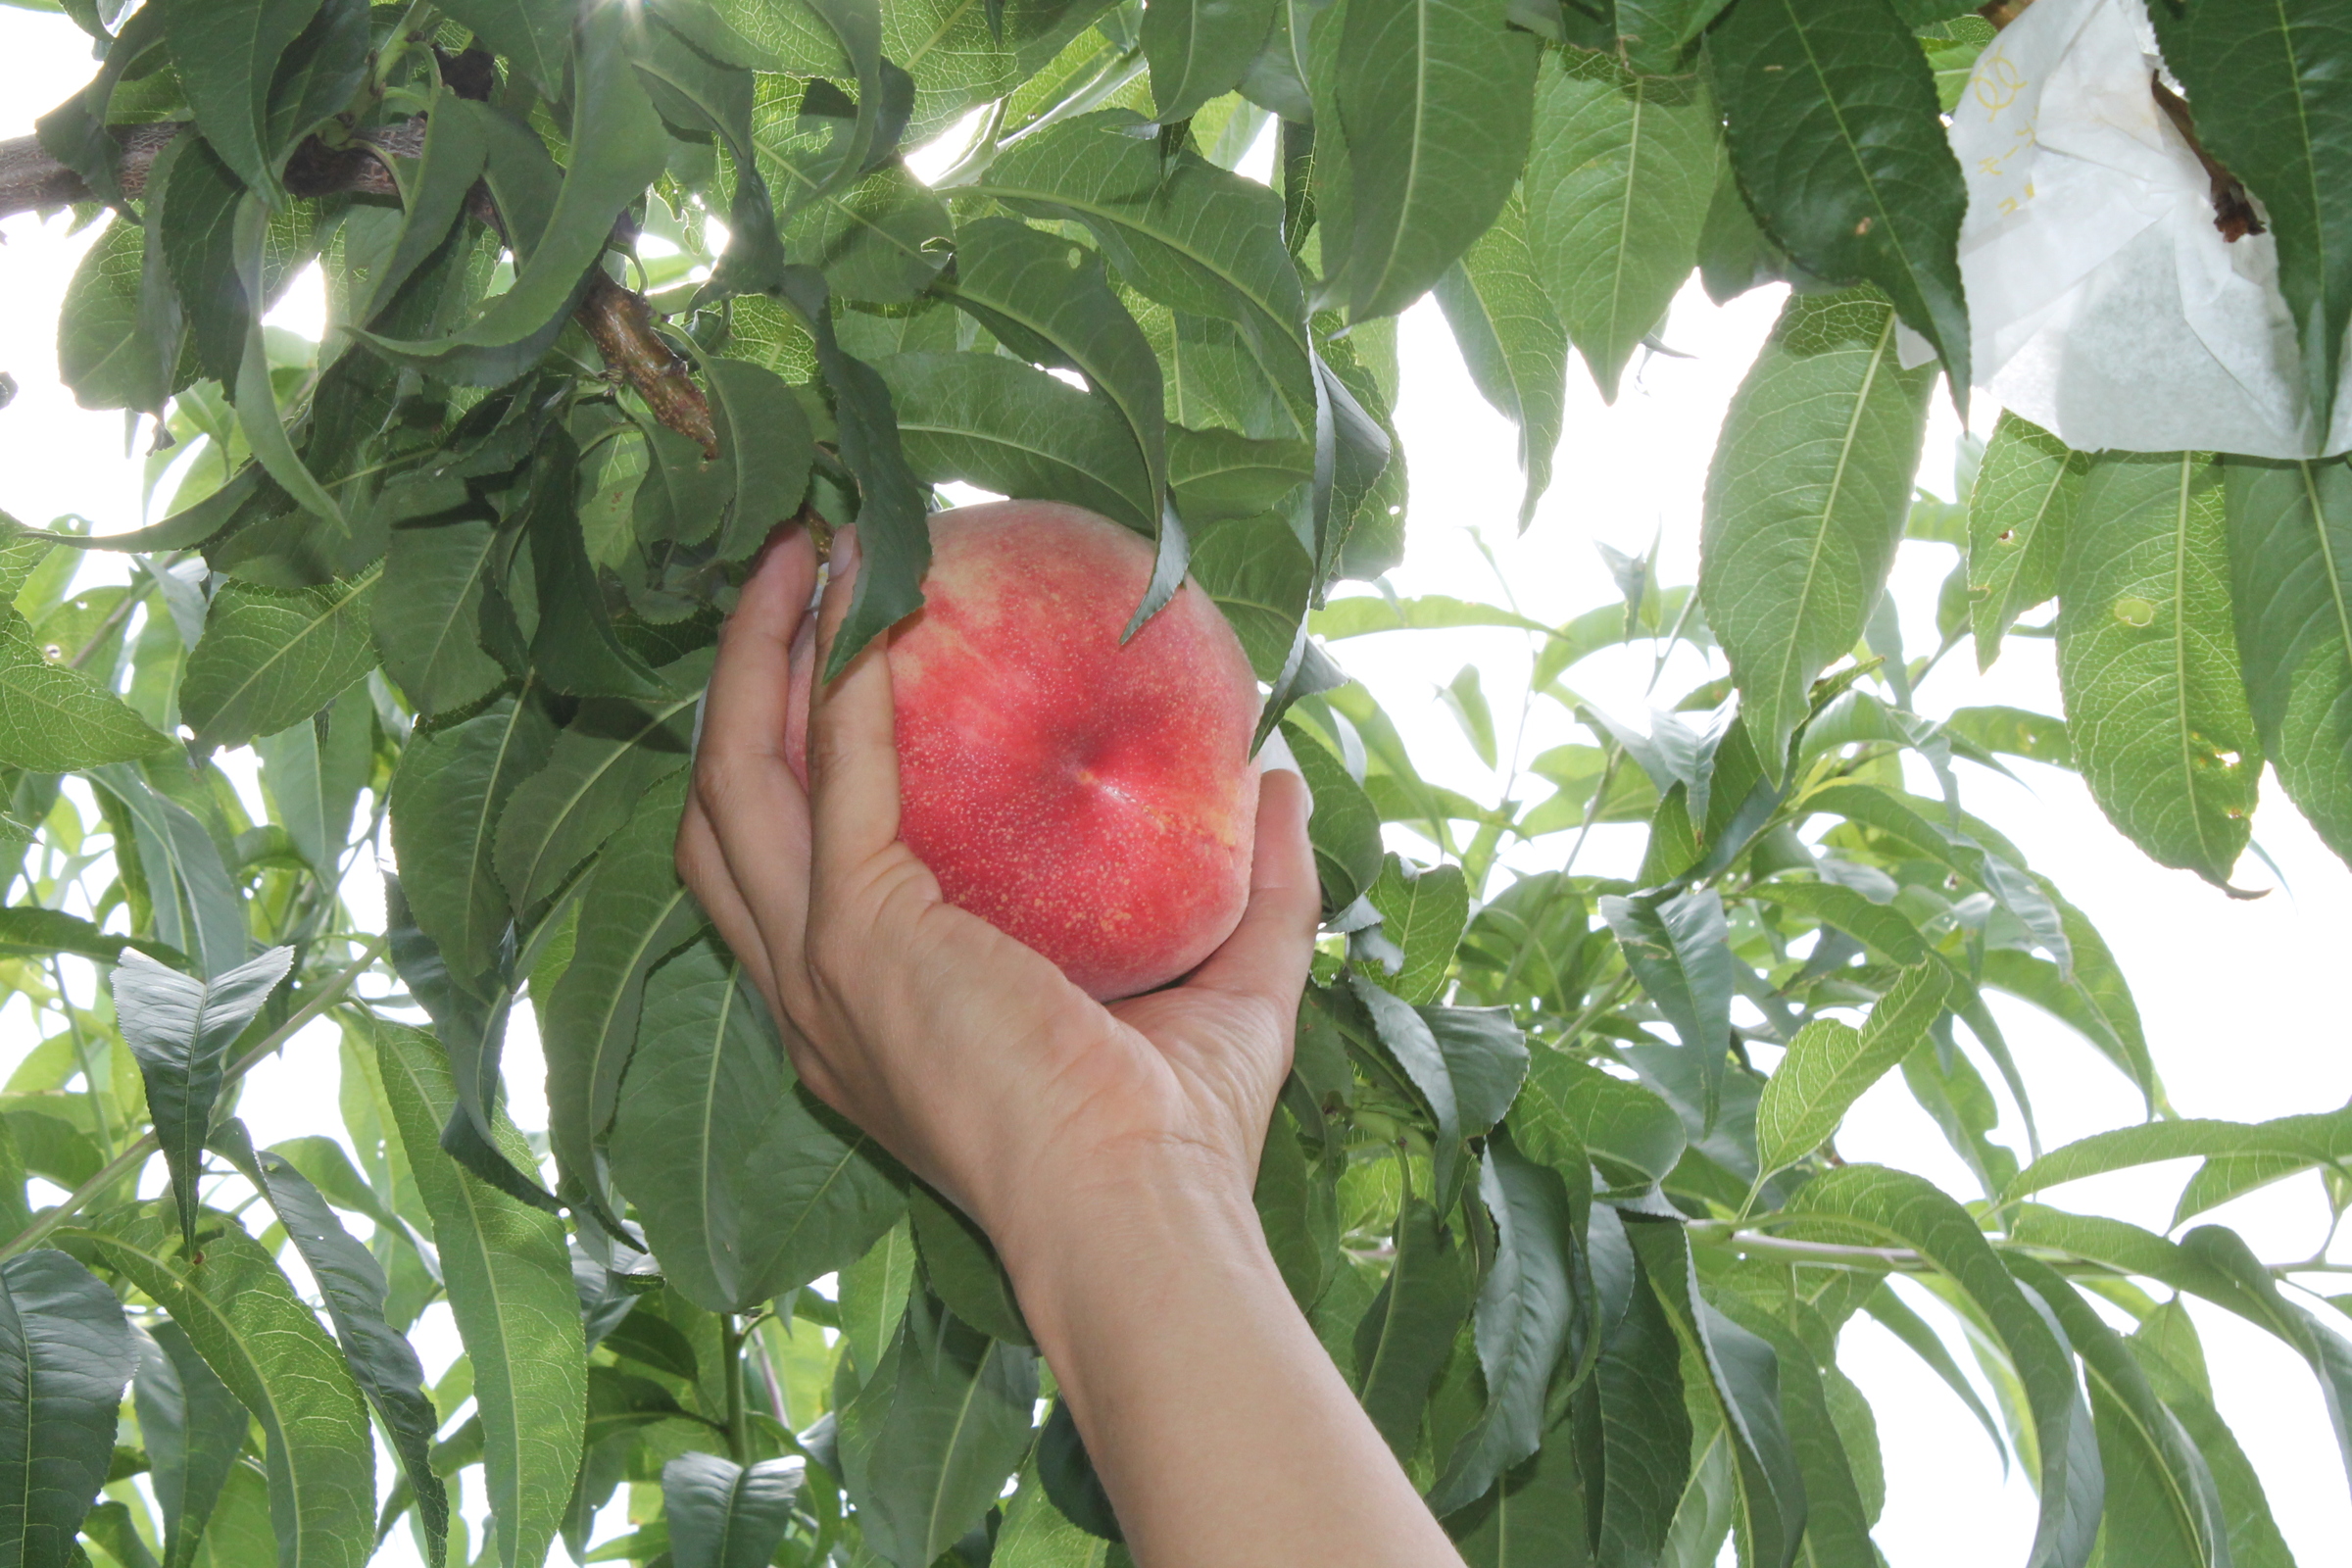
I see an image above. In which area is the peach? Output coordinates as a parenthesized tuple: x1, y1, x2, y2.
(786, 501, 1260, 1000)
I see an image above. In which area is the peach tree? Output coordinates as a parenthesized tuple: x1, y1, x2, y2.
(0, 0, 2348, 1565)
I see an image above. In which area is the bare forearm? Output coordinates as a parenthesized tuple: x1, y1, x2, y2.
(1000, 1159, 1463, 1568)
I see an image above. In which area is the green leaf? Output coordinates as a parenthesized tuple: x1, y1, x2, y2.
(2008, 1258, 2227, 1568)
(2056, 452, 2261, 887)
(1434, 193, 1569, 527)
(609, 937, 907, 1311)
(876, 351, 1152, 531)
(381, 876, 551, 1209)
(387, 690, 558, 988)
(760, 144, 953, 306)
(1315, 595, 1556, 643)
(112, 945, 294, 1250)
(858, 1292, 1040, 1568)
(1745, 878, 1928, 966)
(1429, 1137, 1577, 1514)
(1188, 511, 1314, 681)
(1968, 413, 2084, 670)
(1710, 0, 1971, 390)
(373, 518, 511, 718)
(996, 1458, 1130, 1568)
(209, 1125, 448, 1568)
(1282, 717, 1384, 911)
(230, 195, 344, 531)
(1712, 1292, 1879, 1568)
(704, 358, 817, 561)
(368, 8, 671, 367)
(374, 1019, 585, 1568)
(1345, 978, 1467, 1204)
(1627, 1224, 1804, 1568)
(1592, 1235, 1692, 1567)
(1445, 1435, 1589, 1566)
(1999, 1111, 2352, 1208)
(2146, 0, 2352, 434)
(1325, 0, 1538, 320)
(1523, 47, 1717, 403)
(1799, 782, 2072, 975)
(350, 84, 489, 325)
(1614, 0, 1737, 74)
(1755, 961, 1950, 1177)
(90, 765, 250, 981)
(262, 1136, 393, 1229)
(540, 774, 703, 1208)
(0, 1249, 134, 1568)
(908, 1182, 1031, 1348)
(1786, 1166, 2097, 1568)
(779, 267, 933, 681)
(1978, 890, 2154, 1105)
(438, 0, 572, 96)
(81, 1208, 376, 1568)
(262, 0, 370, 178)
(1599, 887, 1733, 1124)
(1940, 705, 2073, 769)
(1352, 1196, 1478, 1459)
(255, 688, 370, 877)
(1168, 425, 1313, 522)
(178, 566, 379, 750)
(158, 136, 251, 389)
(1699, 290, 1936, 775)
(132, 1320, 249, 1568)
(662, 1452, 802, 1568)
(975, 118, 1313, 419)
(1253, 1102, 1339, 1310)
(0, 908, 178, 967)
(1420, 1004, 1532, 1142)
(839, 1221, 918, 1382)
(1145, 0, 1277, 121)
(57, 211, 177, 416)
(33, 3, 165, 206)
(165, 0, 323, 198)
(635, 23, 788, 306)
(0, 611, 178, 771)
(2128, 1305, 2299, 1568)
(493, 690, 697, 918)
(1363, 854, 1469, 1004)
(1509, 1047, 1686, 1188)
(2221, 456, 2352, 867)
(949, 217, 1167, 522)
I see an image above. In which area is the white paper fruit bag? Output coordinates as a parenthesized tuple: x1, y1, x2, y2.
(1938, 0, 2352, 457)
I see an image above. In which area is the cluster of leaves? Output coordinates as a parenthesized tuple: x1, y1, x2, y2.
(0, 0, 2347, 1566)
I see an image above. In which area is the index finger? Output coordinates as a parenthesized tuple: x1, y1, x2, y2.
(689, 529, 820, 956)
(806, 527, 909, 893)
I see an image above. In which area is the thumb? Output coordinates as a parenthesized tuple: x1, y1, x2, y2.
(1184, 768, 1320, 1011)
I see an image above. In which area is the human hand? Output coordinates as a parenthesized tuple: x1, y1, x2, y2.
(674, 527, 1321, 1262)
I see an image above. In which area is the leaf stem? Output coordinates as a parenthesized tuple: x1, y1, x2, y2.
(0, 933, 390, 1261)
(722, 1314, 752, 1466)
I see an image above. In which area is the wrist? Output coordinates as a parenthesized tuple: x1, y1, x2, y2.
(990, 1140, 1277, 1352)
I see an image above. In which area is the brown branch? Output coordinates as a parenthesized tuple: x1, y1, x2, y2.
(2152, 77, 2265, 242)
(0, 119, 716, 454)
(576, 276, 715, 454)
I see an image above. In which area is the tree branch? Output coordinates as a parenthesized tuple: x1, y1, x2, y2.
(0, 119, 717, 455)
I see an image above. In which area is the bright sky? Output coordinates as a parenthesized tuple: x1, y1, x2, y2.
(1, 10, 2348, 1567)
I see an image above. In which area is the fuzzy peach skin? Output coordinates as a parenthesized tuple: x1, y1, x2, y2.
(784, 501, 1260, 1000)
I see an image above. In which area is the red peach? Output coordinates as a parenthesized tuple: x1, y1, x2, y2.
(786, 501, 1260, 1001)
